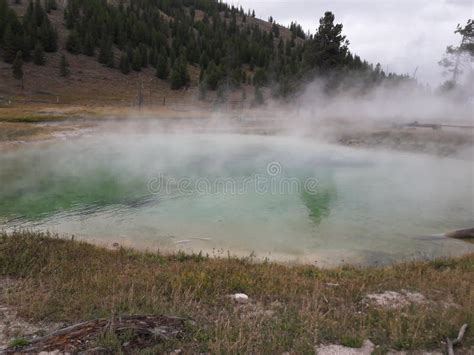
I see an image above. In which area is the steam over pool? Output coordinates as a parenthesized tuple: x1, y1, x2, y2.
(1, 133, 473, 266)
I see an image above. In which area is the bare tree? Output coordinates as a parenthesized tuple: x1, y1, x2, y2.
(439, 19, 473, 84)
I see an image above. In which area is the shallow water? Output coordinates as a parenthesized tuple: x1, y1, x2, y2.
(1, 133, 473, 266)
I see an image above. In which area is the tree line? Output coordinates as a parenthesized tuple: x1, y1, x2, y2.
(0, 0, 58, 63)
(1, 0, 411, 97)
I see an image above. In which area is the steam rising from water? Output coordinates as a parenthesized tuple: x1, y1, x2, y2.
(1, 71, 473, 265)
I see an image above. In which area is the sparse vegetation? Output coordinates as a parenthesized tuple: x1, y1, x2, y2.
(0, 231, 472, 353)
(8, 337, 30, 349)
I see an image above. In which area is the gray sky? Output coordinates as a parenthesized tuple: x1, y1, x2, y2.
(230, 0, 472, 86)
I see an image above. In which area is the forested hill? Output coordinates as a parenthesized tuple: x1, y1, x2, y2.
(0, 0, 411, 103)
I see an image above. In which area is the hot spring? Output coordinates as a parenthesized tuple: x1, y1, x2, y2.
(1, 132, 473, 266)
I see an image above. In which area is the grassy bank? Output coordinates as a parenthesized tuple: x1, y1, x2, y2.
(0, 231, 472, 353)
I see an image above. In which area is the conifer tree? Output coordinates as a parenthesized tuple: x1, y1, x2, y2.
(98, 38, 112, 65)
(178, 56, 189, 86)
(170, 61, 182, 90)
(204, 60, 220, 90)
(66, 30, 81, 54)
(12, 50, 23, 82)
(199, 51, 209, 70)
(198, 81, 207, 100)
(304, 12, 348, 71)
(254, 86, 264, 105)
(40, 19, 58, 52)
(106, 52, 114, 68)
(3, 25, 21, 63)
(132, 50, 142, 71)
(156, 53, 169, 79)
(33, 42, 45, 65)
(45, 0, 57, 12)
(119, 52, 130, 74)
(83, 33, 95, 56)
(60, 54, 70, 77)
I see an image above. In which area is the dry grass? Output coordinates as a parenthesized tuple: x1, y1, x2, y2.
(0, 231, 472, 353)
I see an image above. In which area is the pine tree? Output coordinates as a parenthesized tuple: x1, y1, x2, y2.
(83, 33, 95, 56)
(45, 0, 57, 13)
(132, 49, 142, 71)
(60, 54, 70, 77)
(138, 43, 148, 67)
(170, 61, 182, 90)
(198, 81, 207, 100)
(253, 68, 267, 87)
(216, 84, 227, 103)
(304, 12, 348, 71)
(148, 47, 158, 67)
(33, 0, 45, 27)
(156, 53, 169, 79)
(33, 42, 45, 65)
(106, 51, 115, 68)
(3, 25, 21, 63)
(170, 56, 188, 90)
(254, 86, 264, 105)
(98, 38, 112, 65)
(199, 51, 209, 70)
(241, 88, 247, 101)
(204, 60, 221, 90)
(119, 52, 130, 74)
(178, 56, 190, 86)
(12, 51, 23, 81)
(40, 19, 57, 52)
(66, 30, 81, 54)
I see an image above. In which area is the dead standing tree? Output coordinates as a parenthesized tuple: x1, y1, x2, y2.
(439, 19, 473, 84)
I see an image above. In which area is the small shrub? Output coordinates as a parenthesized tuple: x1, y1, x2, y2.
(340, 335, 364, 348)
(9, 337, 30, 348)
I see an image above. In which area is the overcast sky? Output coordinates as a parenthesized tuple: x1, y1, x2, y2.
(230, 0, 471, 86)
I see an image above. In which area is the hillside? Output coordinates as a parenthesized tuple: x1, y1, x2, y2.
(0, 0, 407, 109)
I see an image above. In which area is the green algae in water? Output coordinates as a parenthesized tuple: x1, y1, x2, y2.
(0, 144, 150, 221)
(0, 170, 149, 220)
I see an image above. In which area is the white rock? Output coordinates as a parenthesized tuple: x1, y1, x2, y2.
(316, 340, 374, 355)
(230, 293, 249, 304)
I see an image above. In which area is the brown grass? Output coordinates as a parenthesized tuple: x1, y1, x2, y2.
(0, 231, 472, 353)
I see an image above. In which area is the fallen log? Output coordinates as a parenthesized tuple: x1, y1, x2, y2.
(445, 228, 474, 240)
(447, 323, 468, 355)
(5, 315, 189, 354)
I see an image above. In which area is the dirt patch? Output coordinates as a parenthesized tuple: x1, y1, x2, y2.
(363, 289, 462, 310)
(364, 290, 427, 309)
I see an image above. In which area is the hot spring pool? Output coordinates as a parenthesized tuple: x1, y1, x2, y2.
(1, 133, 473, 265)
